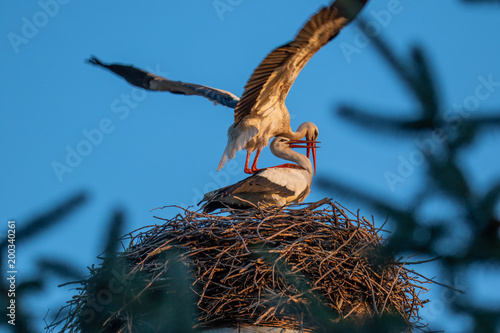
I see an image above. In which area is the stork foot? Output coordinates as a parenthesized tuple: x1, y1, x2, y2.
(251, 166, 260, 173)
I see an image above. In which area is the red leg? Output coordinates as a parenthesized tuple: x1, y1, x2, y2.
(250, 148, 262, 173)
(244, 151, 253, 174)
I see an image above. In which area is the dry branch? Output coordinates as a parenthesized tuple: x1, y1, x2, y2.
(50, 199, 430, 333)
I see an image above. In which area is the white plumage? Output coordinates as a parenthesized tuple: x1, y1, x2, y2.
(200, 137, 315, 213)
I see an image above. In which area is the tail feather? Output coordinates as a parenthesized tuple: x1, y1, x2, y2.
(217, 125, 258, 171)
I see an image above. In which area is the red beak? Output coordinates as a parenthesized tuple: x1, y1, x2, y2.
(288, 139, 320, 175)
(312, 141, 317, 175)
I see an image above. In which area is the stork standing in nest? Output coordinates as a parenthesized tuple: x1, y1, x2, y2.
(88, 0, 367, 174)
(200, 137, 319, 213)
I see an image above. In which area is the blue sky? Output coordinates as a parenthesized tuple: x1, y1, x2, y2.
(1, 0, 500, 331)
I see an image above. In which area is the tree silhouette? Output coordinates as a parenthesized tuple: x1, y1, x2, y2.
(1, 193, 87, 333)
(318, 14, 500, 332)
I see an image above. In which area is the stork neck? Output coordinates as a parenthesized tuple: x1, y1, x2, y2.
(289, 122, 310, 140)
(272, 147, 313, 178)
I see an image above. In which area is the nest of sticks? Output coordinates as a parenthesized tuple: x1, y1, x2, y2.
(53, 199, 431, 332)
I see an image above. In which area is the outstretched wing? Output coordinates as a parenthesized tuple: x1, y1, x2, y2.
(87, 56, 240, 108)
(233, 0, 368, 125)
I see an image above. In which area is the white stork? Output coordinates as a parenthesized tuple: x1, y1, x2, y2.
(219, 0, 367, 174)
(88, 0, 367, 174)
(200, 137, 318, 213)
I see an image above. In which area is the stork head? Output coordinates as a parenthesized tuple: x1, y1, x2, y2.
(272, 136, 320, 175)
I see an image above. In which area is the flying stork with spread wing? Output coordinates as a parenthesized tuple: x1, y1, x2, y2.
(219, 0, 367, 174)
(88, 0, 368, 174)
